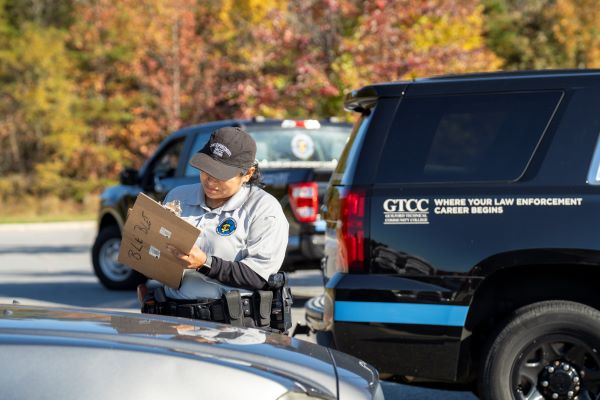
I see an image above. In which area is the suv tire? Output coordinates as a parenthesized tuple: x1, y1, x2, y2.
(92, 225, 146, 290)
(480, 301, 600, 400)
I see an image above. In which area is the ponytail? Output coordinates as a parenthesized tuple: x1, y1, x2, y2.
(247, 161, 265, 188)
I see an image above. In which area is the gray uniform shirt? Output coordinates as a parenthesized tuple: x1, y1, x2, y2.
(164, 183, 289, 283)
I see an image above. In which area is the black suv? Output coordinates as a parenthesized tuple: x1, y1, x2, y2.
(308, 70, 600, 400)
(92, 118, 350, 290)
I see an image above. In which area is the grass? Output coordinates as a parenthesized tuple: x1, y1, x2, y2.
(0, 213, 96, 224)
(0, 195, 98, 224)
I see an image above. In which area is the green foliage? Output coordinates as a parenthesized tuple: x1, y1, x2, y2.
(482, 0, 600, 69)
(0, 22, 83, 178)
(4, 0, 74, 29)
(482, 0, 565, 69)
(551, 0, 600, 68)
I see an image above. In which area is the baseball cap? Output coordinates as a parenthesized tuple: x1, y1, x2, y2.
(189, 126, 257, 181)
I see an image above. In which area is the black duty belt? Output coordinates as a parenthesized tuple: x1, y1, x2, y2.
(141, 272, 292, 333)
(144, 299, 228, 322)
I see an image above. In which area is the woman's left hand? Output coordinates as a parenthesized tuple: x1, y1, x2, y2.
(166, 244, 207, 269)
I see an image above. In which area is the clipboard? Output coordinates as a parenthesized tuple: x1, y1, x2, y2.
(117, 193, 200, 288)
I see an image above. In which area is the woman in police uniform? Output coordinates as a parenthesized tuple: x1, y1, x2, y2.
(157, 126, 289, 300)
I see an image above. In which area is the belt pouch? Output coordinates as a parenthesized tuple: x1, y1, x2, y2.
(224, 291, 243, 327)
(282, 287, 293, 331)
(177, 304, 194, 319)
(254, 291, 273, 327)
(192, 304, 211, 320)
(210, 302, 226, 322)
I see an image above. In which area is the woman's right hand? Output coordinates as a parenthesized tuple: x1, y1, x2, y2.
(166, 244, 208, 269)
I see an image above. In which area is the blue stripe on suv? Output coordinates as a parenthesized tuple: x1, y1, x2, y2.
(334, 301, 468, 327)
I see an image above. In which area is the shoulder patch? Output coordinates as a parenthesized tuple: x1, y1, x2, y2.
(216, 217, 237, 236)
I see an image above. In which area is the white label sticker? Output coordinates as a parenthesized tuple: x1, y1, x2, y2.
(149, 246, 160, 259)
(159, 226, 172, 239)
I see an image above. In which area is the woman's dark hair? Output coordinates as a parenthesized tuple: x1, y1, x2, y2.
(245, 161, 265, 188)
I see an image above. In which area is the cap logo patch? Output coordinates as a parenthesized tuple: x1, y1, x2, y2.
(216, 217, 237, 236)
(210, 143, 232, 158)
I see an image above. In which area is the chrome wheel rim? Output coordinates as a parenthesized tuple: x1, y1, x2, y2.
(99, 237, 132, 282)
(512, 334, 600, 400)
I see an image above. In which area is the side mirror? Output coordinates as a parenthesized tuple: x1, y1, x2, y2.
(153, 171, 166, 193)
(119, 168, 140, 186)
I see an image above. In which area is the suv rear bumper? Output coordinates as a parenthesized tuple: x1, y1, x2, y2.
(312, 272, 470, 380)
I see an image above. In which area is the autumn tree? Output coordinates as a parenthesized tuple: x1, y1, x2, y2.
(482, 0, 600, 70)
(70, 0, 151, 169)
(0, 1, 87, 200)
(551, 0, 600, 68)
(70, 0, 214, 167)
(131, 0, 213, 131)
(482, 0, 567, 69)
(337, 0, 501, 86)
(203, 0, 501, 119)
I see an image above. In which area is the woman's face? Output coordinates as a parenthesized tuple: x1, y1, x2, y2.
(200, 167, 255, 205)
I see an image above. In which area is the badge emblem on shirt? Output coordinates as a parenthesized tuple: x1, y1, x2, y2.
(216, 217, 237, 236)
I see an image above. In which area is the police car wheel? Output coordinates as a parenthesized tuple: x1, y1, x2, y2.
(92, 225, 146, 290)
(479, 301, 600, 400)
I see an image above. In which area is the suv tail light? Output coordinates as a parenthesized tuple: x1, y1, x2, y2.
(289, 182, 319, 223)
(338, 190, 366, 273)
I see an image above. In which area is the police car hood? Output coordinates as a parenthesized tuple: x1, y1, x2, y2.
(0, 305, 381, 400)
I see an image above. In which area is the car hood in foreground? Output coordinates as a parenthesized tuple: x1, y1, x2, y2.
(0, 304, 382, 400)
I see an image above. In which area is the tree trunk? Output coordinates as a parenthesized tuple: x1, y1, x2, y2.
(7, 117, 25, 174)
(171, 17, 181, 132)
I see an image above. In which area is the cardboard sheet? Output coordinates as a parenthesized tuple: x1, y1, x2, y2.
(117, 193, 200, 288)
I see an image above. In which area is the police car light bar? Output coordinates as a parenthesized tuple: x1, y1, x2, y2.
(281, 120, 321, 129)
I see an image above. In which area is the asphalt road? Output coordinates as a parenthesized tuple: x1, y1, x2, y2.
(0, 221, 477, 400)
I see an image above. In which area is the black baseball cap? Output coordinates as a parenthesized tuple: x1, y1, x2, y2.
(189, 126, 257, 181)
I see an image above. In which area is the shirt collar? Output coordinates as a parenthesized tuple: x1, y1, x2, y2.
(221, 185, 251, 212)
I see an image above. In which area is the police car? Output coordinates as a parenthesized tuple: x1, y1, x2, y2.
(307, 70, 600, 400)
(92, 118, 351, 290)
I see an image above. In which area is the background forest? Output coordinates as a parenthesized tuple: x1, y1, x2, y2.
(0, 0, 598, 220)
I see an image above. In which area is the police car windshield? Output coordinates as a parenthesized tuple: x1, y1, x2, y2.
(185, 125, 350, 177)
(245, 125, 350, 169)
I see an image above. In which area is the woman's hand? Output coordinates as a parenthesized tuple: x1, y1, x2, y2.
(166, 244, 207, 269)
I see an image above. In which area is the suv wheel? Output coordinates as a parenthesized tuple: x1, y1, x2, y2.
(92, 225, 146, 290)
(480, 301, 600, 400)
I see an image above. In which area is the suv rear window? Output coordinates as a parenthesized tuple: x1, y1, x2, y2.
(375, 91, 562, 184)
(184, 124, 350, 176)
(330, 112, 373, 186)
